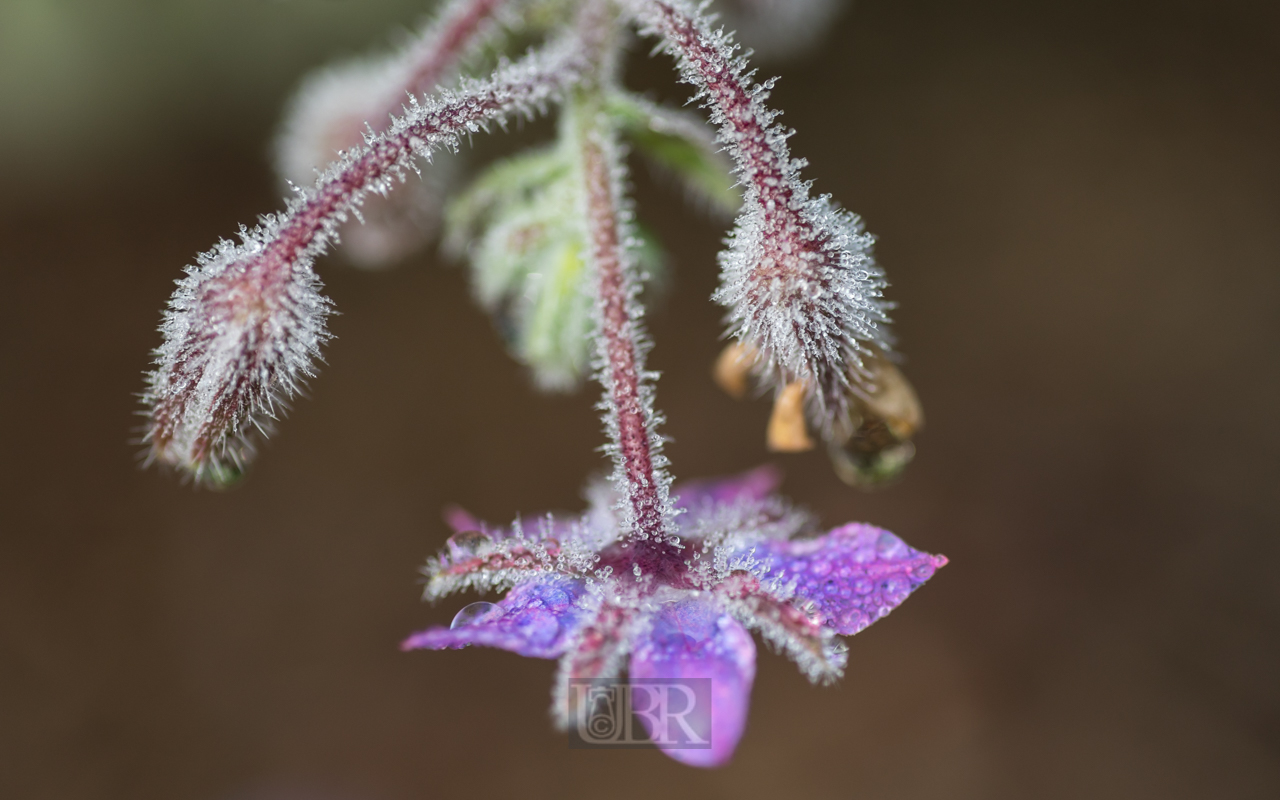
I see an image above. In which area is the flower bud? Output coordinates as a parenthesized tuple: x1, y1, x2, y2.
(143, 241, 331, 486)
(447, 146, 663, 391)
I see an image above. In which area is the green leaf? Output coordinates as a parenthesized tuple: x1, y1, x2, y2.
(606, 93, 740, 217)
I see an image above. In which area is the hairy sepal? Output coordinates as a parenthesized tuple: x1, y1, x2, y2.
(631, 0, 895, 439)
(145, 39, 586, 483)
(143, 231, 331, 486)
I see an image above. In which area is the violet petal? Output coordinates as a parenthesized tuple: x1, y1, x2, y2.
(629, 597, 756, 768)
(751, 523, 946, 635)
(401, 576, 588, 659)
(672, 465, 781, 513)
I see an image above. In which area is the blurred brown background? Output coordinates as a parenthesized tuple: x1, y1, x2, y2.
(2, 1, 1277, 798)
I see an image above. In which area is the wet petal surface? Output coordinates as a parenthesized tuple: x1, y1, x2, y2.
(629, 597, 756, 768)
(402, 576, 589, 659)
(749, 523, 946, 635)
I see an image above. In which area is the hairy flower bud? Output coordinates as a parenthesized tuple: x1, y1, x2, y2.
(633, 0, 894, 439)
(142, 238, 331, 486)
(142, 37, 586, 483)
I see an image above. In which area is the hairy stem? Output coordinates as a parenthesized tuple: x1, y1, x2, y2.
(269, 49, 580, 285)
(401, 0, 510, 107)
(631, 0, 892, 430)
(582, 131, 669, 545)
(145, 40, 585, 480)
(571, 3, 677, 562)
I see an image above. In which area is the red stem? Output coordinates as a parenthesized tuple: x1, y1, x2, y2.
(580, 127, 674, 556)
(401, 0, 508, 103)
(263, 48, 580, 294)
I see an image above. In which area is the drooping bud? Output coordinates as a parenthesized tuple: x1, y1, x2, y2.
(143, 37, 586, 485)
(633, 0, 895, 439)
(142, 238, 331, 486)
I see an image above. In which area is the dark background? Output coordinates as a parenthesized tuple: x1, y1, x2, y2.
(2, 1, 1277, 798)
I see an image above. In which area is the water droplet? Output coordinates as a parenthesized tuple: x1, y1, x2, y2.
(447, 530, 494, 559)
(875, 531, 907, 559)
(516, 609, 560, 644)
(451, 601, 504, 629)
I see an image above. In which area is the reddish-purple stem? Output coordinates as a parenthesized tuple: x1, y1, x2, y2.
(648, 1, 797, 235)
(642, 0, 851, 405)
(401, 0, 507, 104)
(266, 56, 576, 313)
(580, 130, 673, 560)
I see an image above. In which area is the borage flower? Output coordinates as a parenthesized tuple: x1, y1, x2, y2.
(403, 466, 946, 767)
(398, 4, 944, 766)
(140, 0, 949, 769)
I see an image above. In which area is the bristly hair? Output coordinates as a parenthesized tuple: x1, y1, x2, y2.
(630, 0, 895, 439)
(143, 37, 588, 484)
(273, 0, 516, 266)
(135, 0, 945, 771)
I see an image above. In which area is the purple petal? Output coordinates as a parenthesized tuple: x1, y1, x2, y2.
(629, 598, 756, 768)
(401, 576, 588, 659)
(442, 504, 486, 535)
(751, 524, 947, 635)
(672, 465, 781, 512)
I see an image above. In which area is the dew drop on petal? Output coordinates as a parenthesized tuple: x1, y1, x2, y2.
(451, 601, 504, 629)
(515, 609, 561, 645)
(447, 530, 494, 558)
(875, 530, 907, 559)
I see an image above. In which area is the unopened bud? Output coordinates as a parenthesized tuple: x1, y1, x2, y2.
(142, 243, 331, 486)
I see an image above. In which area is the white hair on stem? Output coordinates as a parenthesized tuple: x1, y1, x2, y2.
(143, 38, 587, 484)
(630, 0, 894, 438)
